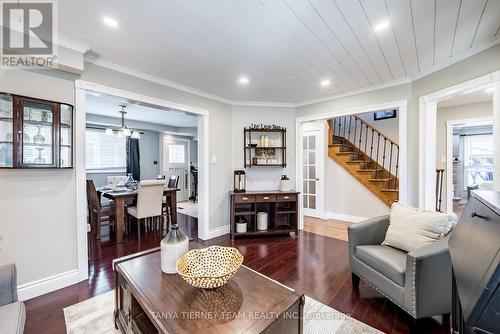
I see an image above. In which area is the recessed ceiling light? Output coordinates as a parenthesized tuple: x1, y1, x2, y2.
(374, 20, 390, 32)
(238, 76, 249, 85)
(320, 79, 331, 87)
(485, 87, 494, 93)
(103, 16, 118, 28)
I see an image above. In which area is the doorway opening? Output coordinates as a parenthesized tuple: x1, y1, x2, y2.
(296, 100, 408, 241)
(75, 81, 209, 281)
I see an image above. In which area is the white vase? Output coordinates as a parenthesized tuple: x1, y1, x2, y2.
(257, 212, 268, 231)
(160, 224, 189, 274)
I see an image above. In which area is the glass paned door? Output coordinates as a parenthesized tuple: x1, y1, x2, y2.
(21, 101, 55, 166)
(0, 94, 14, 167)
(302, 126, 323, 217)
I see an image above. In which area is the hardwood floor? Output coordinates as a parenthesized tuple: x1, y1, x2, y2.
(303, 215, 351, 241)
(24, 215, 449, 334)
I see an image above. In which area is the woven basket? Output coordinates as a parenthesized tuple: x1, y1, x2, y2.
(176, 246, 243, 289)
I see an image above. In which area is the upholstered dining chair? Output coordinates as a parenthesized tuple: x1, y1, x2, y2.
(127, 180, 166, 239)
(86, 179, 115, 240)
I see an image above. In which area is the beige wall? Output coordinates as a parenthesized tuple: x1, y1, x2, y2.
(436, 102, 493, 211)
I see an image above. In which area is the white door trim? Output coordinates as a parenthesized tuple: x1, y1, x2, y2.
(445, 117, 493, 213)
(74, 80, 210, 282)
(418, 70, 500, 209)
(295, 99, 408, 229)
(300, 122, 326, 219)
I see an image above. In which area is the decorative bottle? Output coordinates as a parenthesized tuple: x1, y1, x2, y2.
(161, 224, 189, 274)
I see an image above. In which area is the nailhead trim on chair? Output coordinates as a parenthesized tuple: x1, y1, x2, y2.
(411, 257, 417, 316)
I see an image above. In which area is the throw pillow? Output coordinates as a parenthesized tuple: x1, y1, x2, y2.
(382, 202, 457, 252)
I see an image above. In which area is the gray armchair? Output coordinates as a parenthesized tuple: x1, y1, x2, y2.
(348, 215, 452, 320)
(0, 264, 25, 334)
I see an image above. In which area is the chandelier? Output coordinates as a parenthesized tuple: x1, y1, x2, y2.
(105, 105, 140, 139)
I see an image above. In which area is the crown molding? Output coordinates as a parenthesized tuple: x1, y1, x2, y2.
(83, 36, 500, 108)
(58, 34, 91, 53)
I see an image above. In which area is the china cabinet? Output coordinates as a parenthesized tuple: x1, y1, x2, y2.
(0, 92, 73, 168)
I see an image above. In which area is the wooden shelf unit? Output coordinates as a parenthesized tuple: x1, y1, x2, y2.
(244, 127, 286, 168)
(230, 191, 299, 239)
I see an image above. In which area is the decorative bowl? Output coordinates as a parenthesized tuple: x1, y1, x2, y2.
(176, 246, 244, 289)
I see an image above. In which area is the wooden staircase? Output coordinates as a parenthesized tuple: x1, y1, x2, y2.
(327, 117, 399, 206)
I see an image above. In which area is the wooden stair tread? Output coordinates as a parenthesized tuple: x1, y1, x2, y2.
(369, 178, 392, 182)
(357, 168, 382, 172)
(381, 189, 399, 192)
(346, 160, 366, 164)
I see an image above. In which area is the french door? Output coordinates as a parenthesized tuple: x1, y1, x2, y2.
(163, 137, 190, 202)
(301, 123, 325, 218)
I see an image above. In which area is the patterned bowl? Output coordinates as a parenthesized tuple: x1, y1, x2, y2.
(176, 246, 244, 289)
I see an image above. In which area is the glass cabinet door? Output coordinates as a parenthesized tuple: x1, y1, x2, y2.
(0, 94, 14, 167)
(19, 99, 56, 167)
(60, 104, 73, 167)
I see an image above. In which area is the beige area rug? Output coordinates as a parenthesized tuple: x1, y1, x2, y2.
(64, 290, 381, 334)
(177, 201, 198, 218)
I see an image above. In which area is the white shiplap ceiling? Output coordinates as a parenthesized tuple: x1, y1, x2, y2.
(60, 0, 500, 104)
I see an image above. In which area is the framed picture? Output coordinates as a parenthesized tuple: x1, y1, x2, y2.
(374, 109, 397, 121)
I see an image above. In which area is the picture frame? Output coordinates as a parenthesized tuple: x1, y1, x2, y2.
(374, 109, 397, 121)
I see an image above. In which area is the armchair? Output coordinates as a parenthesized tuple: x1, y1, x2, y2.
(0, 264, 26, 334)
(348, 215, 452, 320)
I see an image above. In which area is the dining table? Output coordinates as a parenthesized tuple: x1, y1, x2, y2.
(97, 186, 179, 243)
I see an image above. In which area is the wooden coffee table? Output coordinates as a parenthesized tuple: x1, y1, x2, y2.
(113, 245, 304, 334)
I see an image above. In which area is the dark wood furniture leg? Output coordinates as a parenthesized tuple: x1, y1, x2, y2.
(115, 197, 126, 243)
(351, 272, 360, 290)
(169, 191, 177, 227)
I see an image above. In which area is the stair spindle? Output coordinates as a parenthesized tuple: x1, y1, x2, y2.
(364, 124, 369, 154)
(348, 116, 352, 142)
(343, 116, 347, 139)
(370, 129, 374, 160)
(394, 147, 399, 189)
(382, 138, 387, 179)
(358, 122, 363, 149)
(353, 118, 357, 151)
(388, 143, 393, 188)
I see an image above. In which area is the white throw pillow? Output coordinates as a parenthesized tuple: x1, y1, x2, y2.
(382, 202, 457, 252)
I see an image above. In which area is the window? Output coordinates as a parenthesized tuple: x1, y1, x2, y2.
(463, 134, 493, 188)
(86, 129, 126, 172)
(168, 144, 185, 164)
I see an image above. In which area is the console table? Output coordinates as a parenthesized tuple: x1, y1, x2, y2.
(230, 191, 299, 239)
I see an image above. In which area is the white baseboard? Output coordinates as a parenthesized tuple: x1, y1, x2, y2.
(17, 269, 80, 301)
(323, 212, 368, 223)
(201, 224, 230, 240)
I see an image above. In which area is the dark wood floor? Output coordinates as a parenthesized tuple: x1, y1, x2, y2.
(24, 216, 449, 334)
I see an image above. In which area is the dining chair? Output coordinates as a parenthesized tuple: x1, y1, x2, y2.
(127, 180, 166, 239)
(86, 179, 116, 240)
(163, 175, 180, 230)
(156, 175, 166, 180)
(107, 175, 127, 186)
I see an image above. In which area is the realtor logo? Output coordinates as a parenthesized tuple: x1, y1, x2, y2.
(1, 0, 58, 68)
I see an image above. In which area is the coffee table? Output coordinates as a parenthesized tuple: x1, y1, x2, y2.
(113, 244, 304, 334)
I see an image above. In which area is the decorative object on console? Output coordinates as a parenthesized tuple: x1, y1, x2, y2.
(279, 174, 291, 191)
(176, 245, 244, 289)
(236, 216, 247, 233)
(160, 224, 189, 274)
(257, 212, 268, 231)
(233, 170, 246, 193)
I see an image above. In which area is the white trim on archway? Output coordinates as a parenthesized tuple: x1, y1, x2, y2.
(418, 70, 500, 210)
(74, 80, 209, 281)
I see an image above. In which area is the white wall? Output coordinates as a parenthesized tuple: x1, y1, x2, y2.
(436, 101, 493, 211)
(0, 69, 78, 286)
(231, 105, 296, 191)
(325, 159, 390, 219)
(358, 110, 399, 143)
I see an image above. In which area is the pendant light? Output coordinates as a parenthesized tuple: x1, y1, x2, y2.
(104, 105, 140, 139)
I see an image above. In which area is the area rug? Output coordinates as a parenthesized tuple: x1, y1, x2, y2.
(64, 290, 381, 333)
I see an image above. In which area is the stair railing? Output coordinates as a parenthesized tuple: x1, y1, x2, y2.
(332, 115, 399, 190)
(436, 169, 445, 212)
